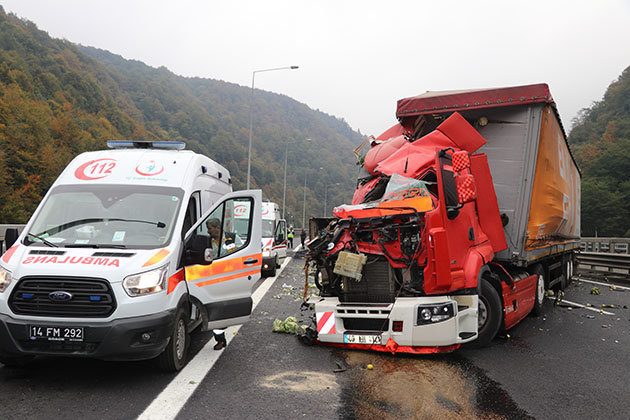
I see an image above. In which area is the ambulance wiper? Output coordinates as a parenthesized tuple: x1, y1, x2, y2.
(25, 232, 58, 248)
(43, 218, 166, 236)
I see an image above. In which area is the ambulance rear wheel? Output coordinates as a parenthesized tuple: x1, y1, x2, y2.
(474, 278, 502, 347)
(158, 307, 189, 372)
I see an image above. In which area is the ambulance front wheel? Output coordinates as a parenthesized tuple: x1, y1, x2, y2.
(158, 306, 189, 372)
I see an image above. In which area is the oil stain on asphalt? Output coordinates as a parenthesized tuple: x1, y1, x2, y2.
(337, 350, 532, 419)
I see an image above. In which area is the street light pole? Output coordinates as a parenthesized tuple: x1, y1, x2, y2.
(302, 171, 307, 229)
(246, 65, 299, 190)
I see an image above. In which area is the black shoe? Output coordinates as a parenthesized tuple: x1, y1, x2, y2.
(213, 340, 226, 350)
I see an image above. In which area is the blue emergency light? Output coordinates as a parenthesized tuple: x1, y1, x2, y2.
(107, 140, 186, 150)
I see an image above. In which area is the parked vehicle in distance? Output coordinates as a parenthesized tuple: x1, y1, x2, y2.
(0, 140, 262, 370)
(307, 84, 580, 353)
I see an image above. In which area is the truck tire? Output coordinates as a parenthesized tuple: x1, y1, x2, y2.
(158, 306, 189, 372)
(529, 264, 545, 316)
(475, 278, 502, 347)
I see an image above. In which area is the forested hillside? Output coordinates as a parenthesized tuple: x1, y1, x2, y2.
(569, 65, 630, 237)
(0, 7, 362, 225)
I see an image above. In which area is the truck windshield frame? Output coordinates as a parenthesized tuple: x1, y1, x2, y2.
(24, 184, 185, 249)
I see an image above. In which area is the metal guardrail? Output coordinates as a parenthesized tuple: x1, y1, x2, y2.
(576, 252, 630, 276)
(580, 237, 630, 254)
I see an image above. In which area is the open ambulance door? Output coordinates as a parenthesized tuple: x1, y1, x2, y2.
(184, 190, 262, 329)
(274, 219, 288, 260)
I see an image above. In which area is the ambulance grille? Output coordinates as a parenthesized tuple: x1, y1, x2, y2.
(9, 277, 116, 318)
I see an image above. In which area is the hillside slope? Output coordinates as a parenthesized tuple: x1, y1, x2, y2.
(569, 65, 630, 237)
(0, 7, 362, 224)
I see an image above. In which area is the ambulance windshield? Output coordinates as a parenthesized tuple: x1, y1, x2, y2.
(25, 184, 184, 249)
(262, 220, 275, 238)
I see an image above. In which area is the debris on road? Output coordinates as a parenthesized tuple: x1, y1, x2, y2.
(272, 316, 301, 334)
(591, 287, 601, 295)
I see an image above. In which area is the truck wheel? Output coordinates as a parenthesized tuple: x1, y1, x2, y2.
(475, 278, 502, 347)
(529, 264, 545, 316)
(0, 355, 34, 368)
(158, 307, 189, 372)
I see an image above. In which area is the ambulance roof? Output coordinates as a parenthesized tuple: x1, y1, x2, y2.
(55, 148, 231, 189)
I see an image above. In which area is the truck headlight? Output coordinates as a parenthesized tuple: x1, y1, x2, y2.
(417, 303, 455, 325)
(123, 264, 168, 297)
(0, 266, 12, 293)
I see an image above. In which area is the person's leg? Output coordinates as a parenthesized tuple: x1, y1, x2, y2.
(213, 329, 226, 350)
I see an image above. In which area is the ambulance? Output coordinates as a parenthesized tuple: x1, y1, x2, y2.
(260, 201, 287, 277)
(0, 141, 262, 371)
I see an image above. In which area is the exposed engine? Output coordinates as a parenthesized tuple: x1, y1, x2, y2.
(306, 210, 428, 304)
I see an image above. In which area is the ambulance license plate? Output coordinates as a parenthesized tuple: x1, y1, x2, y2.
(343, 333, 382, 345)
(28, 325, 84, 342)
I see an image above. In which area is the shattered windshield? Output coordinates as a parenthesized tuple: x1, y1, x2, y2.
(25, 184, 184, 249)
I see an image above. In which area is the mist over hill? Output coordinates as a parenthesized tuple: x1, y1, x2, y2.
(0, 6, 362, 224)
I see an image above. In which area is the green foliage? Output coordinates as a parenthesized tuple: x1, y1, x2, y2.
(569, 65, 630, 237)
(0, 7, 363, 225)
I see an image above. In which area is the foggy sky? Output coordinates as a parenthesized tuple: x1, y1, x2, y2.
(2, 0, 629, 137)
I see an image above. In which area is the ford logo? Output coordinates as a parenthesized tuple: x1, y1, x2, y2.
(49, 291, 73, 302)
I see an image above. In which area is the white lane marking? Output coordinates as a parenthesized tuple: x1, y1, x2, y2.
(138, 245, 301, 420)
(557, 298, 616, 315)
(574, 278, 630, 291)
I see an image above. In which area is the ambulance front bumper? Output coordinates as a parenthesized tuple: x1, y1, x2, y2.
(311, 295, 479, 349)
(0, 310, 175, 361)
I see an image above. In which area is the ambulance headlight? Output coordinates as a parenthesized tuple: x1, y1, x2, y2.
(123, 264, 168, 297)
(0, 266, 12, 293)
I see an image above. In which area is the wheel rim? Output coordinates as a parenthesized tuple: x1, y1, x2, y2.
(175, 318, 186, 360)
(478, 298, 488, 330)
(567, 261, 573, 280)
(536, 274, 544, 305)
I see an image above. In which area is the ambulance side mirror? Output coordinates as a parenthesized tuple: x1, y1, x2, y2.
(185, 234, 213, 266)
(4, 228, 19, 249)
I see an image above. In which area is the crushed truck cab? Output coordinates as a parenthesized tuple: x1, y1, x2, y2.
(0, 141, 262, 370)
(307, 84, 580, 353)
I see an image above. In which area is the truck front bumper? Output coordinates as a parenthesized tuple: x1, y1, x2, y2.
(0, 310, 175, 361)
(311, 295, 479, 352)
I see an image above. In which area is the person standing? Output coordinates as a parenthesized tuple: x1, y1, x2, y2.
(300, 229, 307, 249)
(287, 227, 294, 248)
(205, 217, 237, 350)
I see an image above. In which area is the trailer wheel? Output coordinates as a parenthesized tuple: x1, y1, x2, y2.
(475, 278, 502, 347)
(563, 256, 574, 288)
(530, 264, 545, 316)
(158, 306, 189, 372)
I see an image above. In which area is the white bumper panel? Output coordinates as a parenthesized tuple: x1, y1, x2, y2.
(312, 295, 479, 347)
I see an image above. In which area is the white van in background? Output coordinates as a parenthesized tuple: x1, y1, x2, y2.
(261, 201, 287, 277)
(0, 140, 262, 371)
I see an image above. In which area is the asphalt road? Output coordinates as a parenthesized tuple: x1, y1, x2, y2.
(0, 250, 628, 419)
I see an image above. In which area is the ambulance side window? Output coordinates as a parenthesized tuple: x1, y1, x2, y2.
(199, 197, 251, 259)
(182, 191, 201, 235)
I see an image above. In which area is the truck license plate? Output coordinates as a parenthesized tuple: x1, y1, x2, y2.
(343, 333, 382, 345)
(28, 325, 84, 342)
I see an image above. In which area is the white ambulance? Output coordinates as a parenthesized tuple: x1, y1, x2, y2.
(0, 141, 262, 371)
(260, 201, 287, 277)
